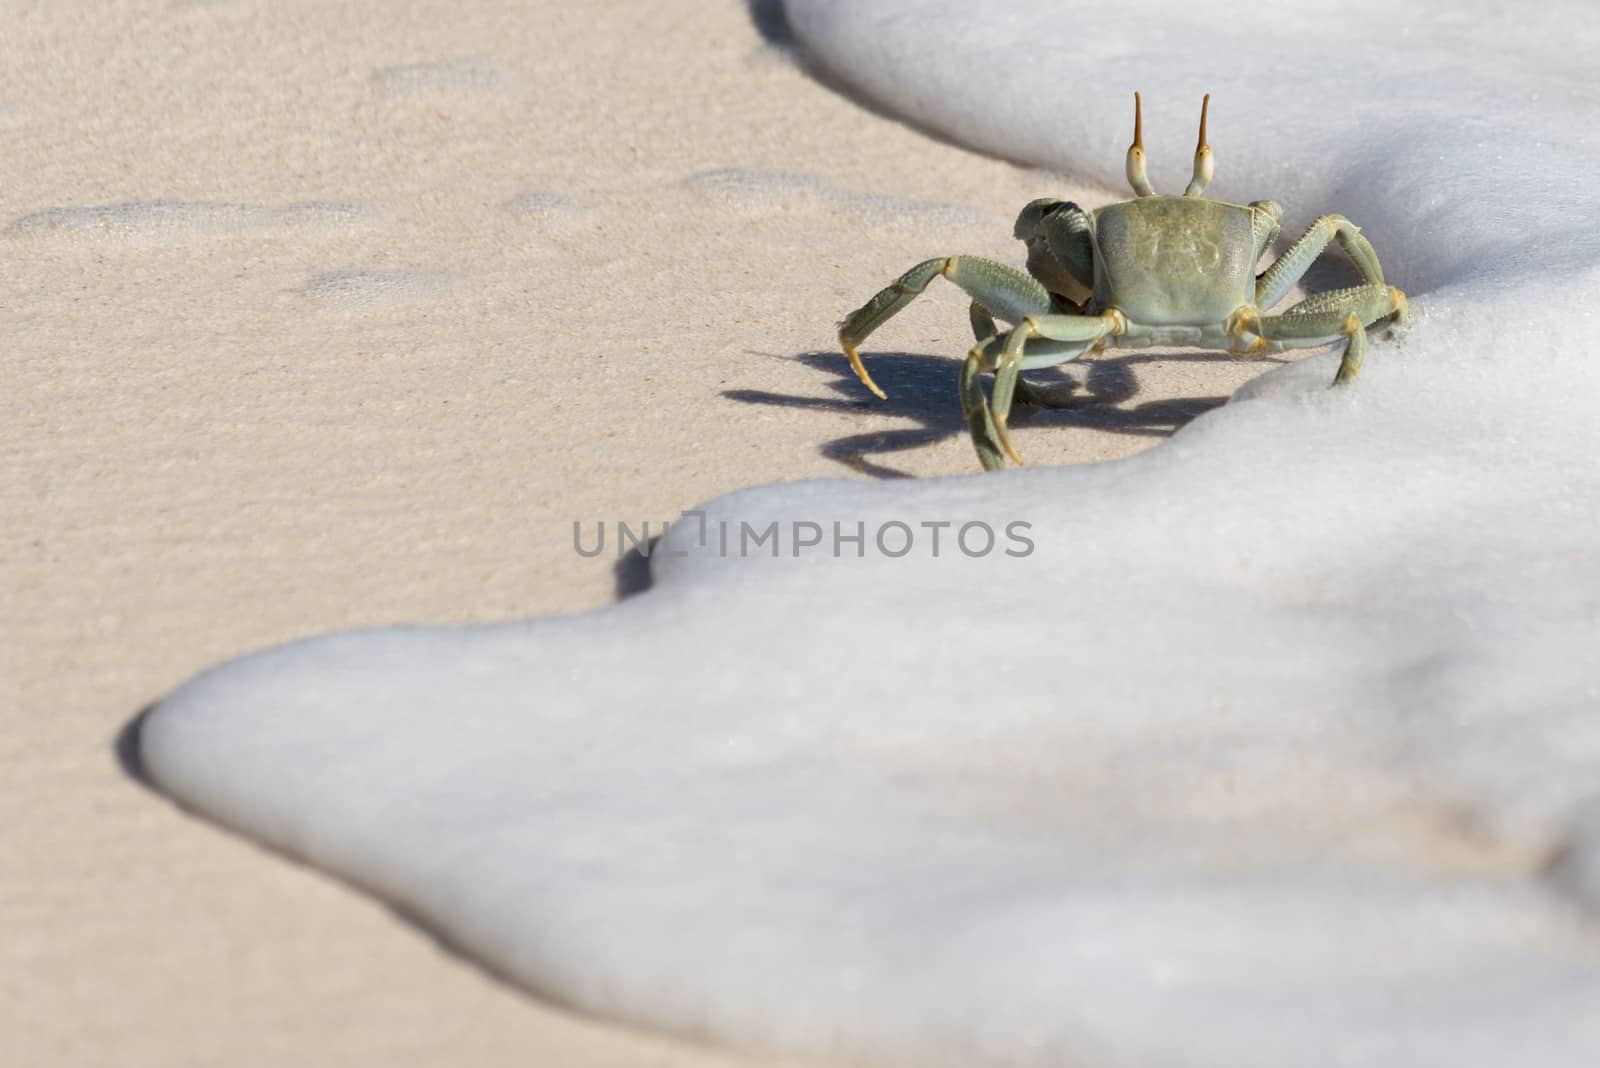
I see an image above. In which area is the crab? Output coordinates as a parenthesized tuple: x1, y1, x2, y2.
(838, 94, 1409, 471)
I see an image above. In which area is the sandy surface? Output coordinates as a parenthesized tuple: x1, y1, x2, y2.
(4, 2, 1279, 1064)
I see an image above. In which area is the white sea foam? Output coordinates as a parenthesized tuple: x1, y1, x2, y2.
(143, 1, 1600, 1065)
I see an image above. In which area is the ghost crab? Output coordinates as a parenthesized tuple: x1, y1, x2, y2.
(838, 94, 1409, 470)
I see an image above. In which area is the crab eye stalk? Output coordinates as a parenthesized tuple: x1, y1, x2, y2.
(1125, 91, 1156, 198)
(1184, 93, 1214, 197)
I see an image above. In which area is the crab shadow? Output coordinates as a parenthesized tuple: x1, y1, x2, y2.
(725, 350, 1246, 479)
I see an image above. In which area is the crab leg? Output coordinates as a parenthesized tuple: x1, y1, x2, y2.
(992, 314, 1119, 462)
(960, 332, 1098, 470)
(1244, 284, 1409, 385)
(968, 300, 999, 341)
(839, 256, 1050, 398)
(960, 312, 1120, 469)
(969, 301, 1075, 409)
(960, 336, 1007, 471)
(1256, 214, 1387, 309)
